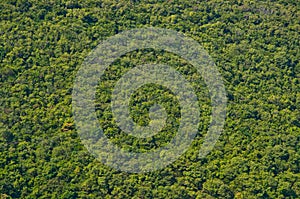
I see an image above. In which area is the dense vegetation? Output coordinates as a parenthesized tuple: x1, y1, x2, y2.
(1, 0, 299, 198)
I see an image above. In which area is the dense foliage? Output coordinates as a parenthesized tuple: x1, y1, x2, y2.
(1, 0, 299, 198)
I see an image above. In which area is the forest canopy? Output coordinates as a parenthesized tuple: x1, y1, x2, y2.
(0, 0, 299, 198)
